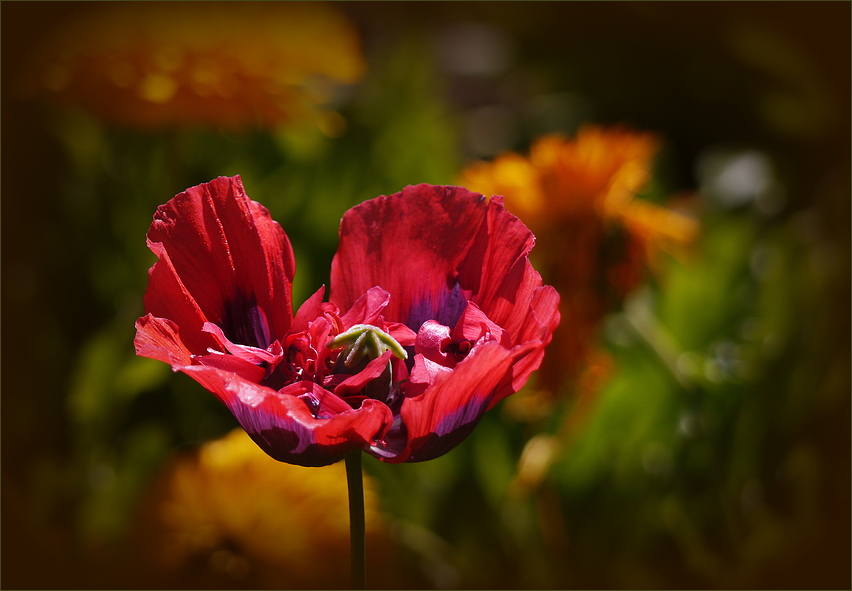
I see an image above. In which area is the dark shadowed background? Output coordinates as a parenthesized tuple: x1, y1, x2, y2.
(2, 2, 849, 589)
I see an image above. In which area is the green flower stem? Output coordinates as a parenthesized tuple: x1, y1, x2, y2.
(345, 450, 366, 590)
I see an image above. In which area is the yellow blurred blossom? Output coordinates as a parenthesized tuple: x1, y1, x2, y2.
(20, 2, 365, 130)
(460, 126, 698, 398)
(129, 428, 396, 589)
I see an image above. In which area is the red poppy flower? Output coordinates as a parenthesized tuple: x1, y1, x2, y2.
(135, 176, 559, 466)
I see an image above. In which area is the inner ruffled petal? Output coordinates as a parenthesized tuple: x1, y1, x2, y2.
(331, 350, 395, 399)
(202, 321, 282, 366)
(414, 320, 455, 366)
(340, 286, 392, 328)
(452, 301, 511, 348)
(413, 302, 511, 372)
(195, 352, 267, 383)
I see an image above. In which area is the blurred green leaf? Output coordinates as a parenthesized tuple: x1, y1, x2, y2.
(658, 215, 756, 352)
(471, 415, 515, 508)
(77, 422, 171, 544)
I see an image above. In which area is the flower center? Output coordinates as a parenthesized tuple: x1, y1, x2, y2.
(325, 324, 408, 408)
(327, 323, 407, 368)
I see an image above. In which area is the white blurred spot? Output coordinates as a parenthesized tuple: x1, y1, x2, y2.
(702, 340, 744, 383)
(696, 148, 782, 211)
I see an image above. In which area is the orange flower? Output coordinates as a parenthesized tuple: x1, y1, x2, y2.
(129, 429, 395, 589)
(20, 2, 365, 130)
(460, 126, 698, 397)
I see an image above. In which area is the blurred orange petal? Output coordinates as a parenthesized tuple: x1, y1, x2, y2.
(459, 125, 699, 397)
(21, 2, 365, 130)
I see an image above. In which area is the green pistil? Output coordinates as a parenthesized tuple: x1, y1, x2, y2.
(327, 324, 408, 368)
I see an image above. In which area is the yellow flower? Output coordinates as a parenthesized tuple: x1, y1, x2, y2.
(130, 429, 395, 589)
(460, 126, 698, 397)
(20, 2, 365, 130)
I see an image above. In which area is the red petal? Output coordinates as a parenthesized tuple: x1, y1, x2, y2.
(384, 322, 416, 348)
(291, 285, 327, 334)
(142, 242, 215, 354)
(332, 350, 394, 397)
(144, 176, 295, 353)
(454, 198, 545, 344)
(134, 314, 193, 367)
(408, 353, 454, 391)
(330, 185, 490, 329)
(195, 353, 267, 384)
(181, 366, 393, 467)
(340, 286, 391, 328)
(330, 185, 555, 352)
(201, 321, 283, 365)
(295, 381, 358, 418)
(414, 320, 455, 366)
(370, 341, 517, 463)
(452, 301, 510, 347)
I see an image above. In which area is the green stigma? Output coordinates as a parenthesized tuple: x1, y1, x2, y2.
(327, 324, 408, 368)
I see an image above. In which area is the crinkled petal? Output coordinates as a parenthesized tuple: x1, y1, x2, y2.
(452, 301, 511, 347)
(134, 314, 193, 367)
(368, 340, 528, 463)
(142, 243, 215, 354)
(202, 321, 282, 366)
(454, 196, 551, 344)
(383, 322, 416, 347)
(515, 285, 561, 348)
(181, 366, 393, 467)
(331, 185, 491, 330)
(340, 286, 391, 328)
(407, 353, 454, 392)
(330, 184, 552, 349)
(144, 175, 295, 353)
(482, 284, 561, 409)
(414, 321, 455, 366)
(291, 285, 327, 334)
(195, 352, 267, 384)
(331, 184, 560, 463)
(332, 350, 394, 397)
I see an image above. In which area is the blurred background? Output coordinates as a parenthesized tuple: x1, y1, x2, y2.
(2, 2, 849, 589)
